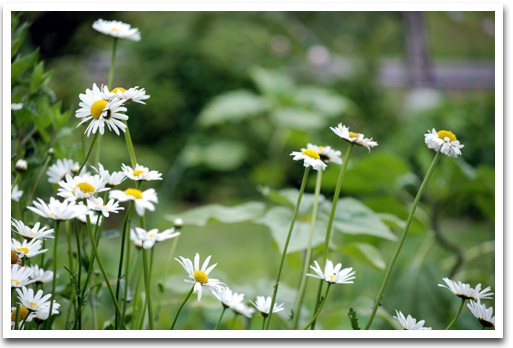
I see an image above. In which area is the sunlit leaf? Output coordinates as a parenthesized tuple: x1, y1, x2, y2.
(339, 242, 386, 270)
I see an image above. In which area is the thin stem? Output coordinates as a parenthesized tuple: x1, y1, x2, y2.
(123, 123, 137, 169)
(304, 283, 331, 330)
(214, 306, 228, 330)
(293, 169, 323, 329)
(157, 235, 180, 313)
(27, 154, 51, 203)
(45, 221, 60, 329)
(77, 133, 99, 175)
(445, 298, 466, 330)
(364, 151, 442, 330)
(142, 248, 154, 329)
(81, 216, 103, 300)
(261, 316, 267, 330)
(170, 285, 195, 330)
(14, 303, 21, 330)
(108, 37, 118, 89)
(121, 209, 134, 327)
(115, 203, 133, 328)
(265, 166, 311, 329)
(75, 220, 82, 330)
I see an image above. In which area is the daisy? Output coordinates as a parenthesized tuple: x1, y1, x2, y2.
(290, 149, 327, 171)
(131, 227, 180, 249)
(306, 259, 356, 285)
(27, 197, 88, 221)
(57, 173, 108, 201)
(121, 163, 162, 181)
(11, 184, 23, 202)
(47, 158, 88, 184)
(424, 129, 464, 158)
(213, 287, 245, 309)
(29, 265, 54, 284)
(34, 301, 60, 322)
(93, 163, 126, 187)
(175, 253, 225, 301)
(250, 296, 285, 316)
(394, 310, 432, 330)
(11, 250, 20, 266)
(330, 123, 378, 152)
(11, 219, 54, 240)
(109, 188, 158, 216)
(306, 143, 342, 164)
(232, 302, 256, 318)
(15, 159, 28, 171)
(438, 277, 494, 301)
(11, 306, 33, 329)
(87, 196, 124, 217)
(16, 286, 52, 312)
(11, 265, 34, 288)
(75, 83, 128, 137)
(92, 19, 141, 41)
(103, 86, 150, 104)
(467, 300, 495, 328)
(11, 103, 24, 110)
(11, 238, 47, 259)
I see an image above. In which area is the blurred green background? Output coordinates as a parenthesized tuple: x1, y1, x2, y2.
(13, 11, 495, 330)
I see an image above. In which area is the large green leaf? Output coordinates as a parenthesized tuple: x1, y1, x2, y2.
(271, 107, 328, 131)
(166, 201, 266, 226)
(294, 86, 352, 118)
(258, 186, 326, 215)
(12, 48, 39, 82)
(11, 21, 30, 58)
(183, 140, 247, 171)
(250, 67, 295, 97)
(338, 242, 386, 270)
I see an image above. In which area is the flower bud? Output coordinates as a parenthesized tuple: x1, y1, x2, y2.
(15, 159, 27, 172)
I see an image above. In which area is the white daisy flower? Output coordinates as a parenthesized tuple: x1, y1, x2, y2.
(11, 219, 54, 241)
(232, 302, 256, 318)
(109, 188, 158, 216)
(29, 265, 54, 284)
(306, 259, 356, 285)
(11, 238, 47, 259)
(424, 129, 464, 158)
(467, 300, 495, 328)
(121, 163, 162, 181)
(27, 197, 88, 221)
(11, 265, 34, 288)
(290, 149, 327, 171)
(11, 306, 33, 328)
(130, 227, 180, 249)
(93, 163, 126, 187)
(394, 310, 432, 330)
(57, 173, 108, 201)
(47, 158, 89, 184)
(330, 123, 378, 152)
(175, 253, 225, 301)
(77, 210, 103, 225)
(15, 159, 28, 171)
(16, 286, 52, 312)
(11, 184, 23, 202)
(11, 103, 24, 110)
(92, 19, 141, 41)
(103, 86, 150, 104)
(75, 83, 129, 137)
(87, 196, 124, 217)
(250, 296, 285, 316)
(34, 300, 60, 322)
(213, 287, 245, 309)
(438, 277, 494, 301)
(306, 143, 342, 164)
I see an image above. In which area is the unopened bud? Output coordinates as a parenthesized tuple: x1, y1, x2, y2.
(173, 218, 183, 229)
(15, 159, 27, 172)
(48, 148, 55, 155)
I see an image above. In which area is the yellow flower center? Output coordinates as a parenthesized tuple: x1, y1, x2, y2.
(16, 247, 29, 254)
(133, 170, 144, 177)
(111, 87, 126, 94)
(194, 270, 209, 285)
(73, 182, 95, 195)
(330, 275, 334, 281)
(11, 279, 20, 285)
(11, 306, 29, 321)
(29, 301, 39, 309)
(11, 250, 18, 264)
(318, 146, 326, 150)
(125, 188, 143, 199)
(301, 149, 320, 160)
(111, 28, 119, 32)
(90, 100, 108, 120)
(349, 131, 360, 138)
(437, 130, 457, 142)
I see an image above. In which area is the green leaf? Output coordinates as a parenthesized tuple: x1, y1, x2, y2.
(258, 186, 326, 214)
(30, 62, 51, 92)
(348, 307, 361, 330)
(201, 140, 246, 171)
(11, 21, 30, 58)
(197, 90, 269, 127)
(166, 201, 266, 226)
(294, 86, 353, 118)
(250, 67, 295, 97)
(271, 107, 328, 131)
(11, 48, 40, 82)
(339, 242, 386, 270)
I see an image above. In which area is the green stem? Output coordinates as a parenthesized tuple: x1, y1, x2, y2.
(45, 221, 60, 330)
(142, 248, 154, 329)
(293, 169, 323, 329)
(27, 154, 51, 204)
(261, 316, 267, 330)
(115, 203, 133, 328)
(445, 298, 466, 330)
(123, 123, 137, 169)
(77, 133, 99, 175)
(215, 306, 228, 330)
(265, 166, 311, 329)
(108, 37, 118, 89)
(156, 235, 180, 317)
(75, 220, 82, 330)
(170, 285, 195, 330)
(81, 216, 103, 301)
(304, 283, 331, 330)
(14, 303, 21, 330)
(11, 172, 21, 192)
(364, 151, 442, 330)
(121, 209, 134, 327)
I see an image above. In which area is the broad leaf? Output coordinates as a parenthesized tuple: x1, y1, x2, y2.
(12, 48, 39, 82)
(338, 242, 386, 270)
(11, 21, 30, 58)
(271, 107, 327, 131)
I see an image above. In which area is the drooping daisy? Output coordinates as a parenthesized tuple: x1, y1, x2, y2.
(232, 302, 256, 318)
(393, 310, 432, 330)
(109, 188, 158, 216)
(34, 300, 60, 323)
(15, 159, 28, 171)
(92, 163, 126, 187)
(11, 219, 54, 241)
(11, 238, 47, 259)
(29, 265, 54, 284)
(175, 253, 225, 301)
(11, 184, 23, 202)
(27, 197, 88, 221)
(87, 196, 124, 217)
(290, 149, 327, 171)
(330, 123, 378, 152)
(92, 19, 141, 41)
(16, 286, 52, 312)
(75, 83, 128, 137)
(121, 163, 162, 181)
(213, 287, 245, 309)
(47, 158, 89, 184)
(306, 143, 342, 164)
(424, 129, 464, 158)
(438, 278, 494, 301)
(306, 259, 356, 285)
(57, 173, 108, 201)
(11, 265, 34, 288)
(467, 300, 495, 328)
(130, 227, 180, 249)
(103, 86, 150, 104)
(250, 296, 285, 316)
